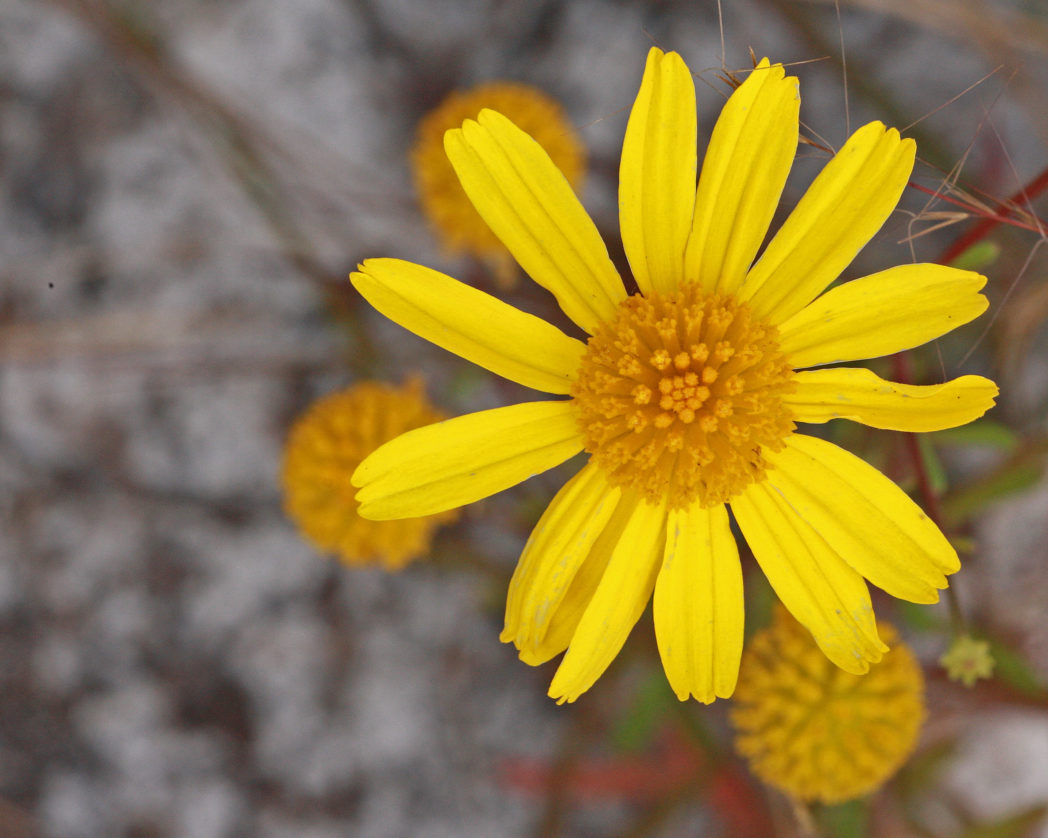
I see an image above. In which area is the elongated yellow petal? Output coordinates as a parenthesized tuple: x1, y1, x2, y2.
(352, 259, 585, 394)
(502, 463, 621, 650)
(548, 498, 667, 702)
(353, 401, 583, 519)
(684, 60, 799, 295)
(779, 264, 989, 368)
(732, 483, 887, 674)
(764, 434, 959, 603)
(786, 367, 998, 431)
(517, 490, 638, 666)
(653, 503, 743, 703)
(619, 47, 697, 296)
(740, 122, 915, 324)
(445, 110, 625, 333)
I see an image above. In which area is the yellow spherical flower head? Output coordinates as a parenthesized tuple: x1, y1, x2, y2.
(731, 607, 925, 804)
(412, 82, 586, 284)
(281, 380, 457, 570)
(350, 48, 999, 703)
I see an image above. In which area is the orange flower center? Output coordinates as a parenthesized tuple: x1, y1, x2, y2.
(572, 285, 795, 509)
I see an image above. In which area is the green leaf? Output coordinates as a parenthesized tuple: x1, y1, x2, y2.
(942, 462, 1044, 524)
(895, 600, 945, 633)
(918, 435, 949, 494)
(948, 240, 1001, 271)
(989, 639, 1048, 698)
(931, 420, 1020, 453)
(611, 669, 675, 753)
(817, 799, 869, 838)
(742, 565, 776, 641)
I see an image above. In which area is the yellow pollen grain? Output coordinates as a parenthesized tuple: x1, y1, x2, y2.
(651, 350, 672, 371)
(571, 284, 796, 510)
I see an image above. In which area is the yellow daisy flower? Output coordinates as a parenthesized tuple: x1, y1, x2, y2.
(412, 82, 585, 284)
(731, 607, 925, 804)
(350, 48, 998, 703)
(281, 380, 457, 570)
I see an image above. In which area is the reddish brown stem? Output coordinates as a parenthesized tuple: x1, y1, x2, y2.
(893, 351, 965, 631)
(890, 354, 945, 519)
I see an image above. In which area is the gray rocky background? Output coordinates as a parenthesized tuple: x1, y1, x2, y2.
(2, 1, 1048, 836)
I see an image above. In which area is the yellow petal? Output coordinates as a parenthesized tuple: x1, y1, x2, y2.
(445, 110, 625, 333)
(764, 434, 959, 603)
(653, 503, 743, 703)
(502, 463, 621, 650)
(619, 47, 697, 296)
(740, 121, 916, 324)
(684, 59, 800, 295)
(732, 483, 887, 674)
(779, 264, 989, 368)
(353, 401, 583, 519)
(786, 367, 999, 431)
(352, 259, 585, 394)
(548, 497, 667, 703)
(516, 489, 638, 667)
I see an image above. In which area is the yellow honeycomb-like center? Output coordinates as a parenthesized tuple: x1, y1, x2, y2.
(281, 380, 457, 569)
(572, 285, 795, 510)
(731, 609, 925, 804)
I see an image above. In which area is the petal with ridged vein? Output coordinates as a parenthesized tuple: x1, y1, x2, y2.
(732, 482, 886, 674)
(740, 122, 915, 324)
(446, 110, 624, 333)
(779, 264, 988, 368)
(620, 47, 697, 297)
(785, 367, 998, 431)
(762, 434, 959, 604)
(653, 503, 743, 702)
(502, 463, 621, 651)
(352, 259, 585, 394)
(354, 401, 583, 519)
(548, 498, 667, 702)
(684, 59, 799, 295)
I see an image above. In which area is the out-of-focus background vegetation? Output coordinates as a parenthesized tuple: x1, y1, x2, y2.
(2, 0, 1047, 836)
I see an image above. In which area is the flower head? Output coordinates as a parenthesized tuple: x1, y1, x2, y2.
(412, 82, 585, 284)
(939, 633, 995, 687)
(281, 380, 457, 569)
(731, 607, 925, 803)
(350, 48, 998, 702)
